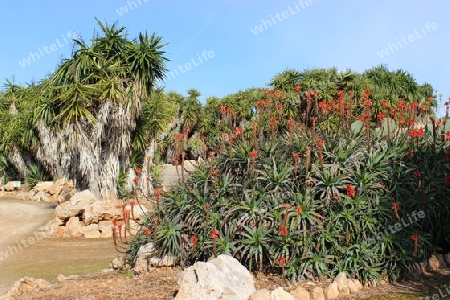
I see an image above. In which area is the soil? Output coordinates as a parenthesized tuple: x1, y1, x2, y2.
(8, 266, 450, 299)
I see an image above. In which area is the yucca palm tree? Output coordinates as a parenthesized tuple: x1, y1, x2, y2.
(0, 20, 168, 199)
(182, 89, 202, 130)
(269, 69, 302, 92)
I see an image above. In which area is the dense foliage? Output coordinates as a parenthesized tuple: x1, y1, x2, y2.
(127, 85, 450, 283)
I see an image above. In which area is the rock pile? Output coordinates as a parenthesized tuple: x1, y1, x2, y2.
(1, 277, 52, 299)
(41, 189, 148, 238)
(172, 254, 364, 300)
(247, 272, 362, 300)
(0, 179, 74, 202)
(26, 179, 74, 203)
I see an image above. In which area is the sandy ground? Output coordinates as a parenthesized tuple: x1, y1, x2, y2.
(0, 199, 118, 296)
(0, 199, 54, 252)
(0, 199, 55, 294)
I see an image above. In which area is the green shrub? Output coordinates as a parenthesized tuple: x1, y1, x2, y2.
(26, 163, 51, 188)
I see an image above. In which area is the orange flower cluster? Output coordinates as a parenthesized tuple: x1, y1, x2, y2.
(408, 128, 425, 139)
(346, 184, 356, 198)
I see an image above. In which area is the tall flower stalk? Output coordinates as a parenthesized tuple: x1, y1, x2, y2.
(249, 150, 258, 174)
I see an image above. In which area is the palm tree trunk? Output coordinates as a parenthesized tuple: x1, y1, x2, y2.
(7, 147, 33, 179)
(139, 138, 156, 198)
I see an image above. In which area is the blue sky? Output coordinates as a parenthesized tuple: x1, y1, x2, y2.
(1, 0, 449, 114)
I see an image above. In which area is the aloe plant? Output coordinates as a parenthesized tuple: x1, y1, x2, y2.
(128, 86, 448, 285)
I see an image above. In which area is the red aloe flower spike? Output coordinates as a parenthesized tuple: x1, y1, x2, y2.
(294, 205, 303, 228)
(154, 188, 162, 210)
(317, 139, 324, 148)
(392, 203, 401, 221)
(249, 150, 258, 174)
(211, 229, 219, 256)
(152, 217, 158, 240)
(191, 235, 199, 253)
(287, 119, 295, 144)
(235, 127, 243, 137)
(249, 150, 258, 158)
(293, 152, 300, 173)
(278, 225, 288, 237)
(279, 256, 287, 281)
(310, 116, 318, 138)
(346, 184, 356, 198)
(129, 200, 136, 220)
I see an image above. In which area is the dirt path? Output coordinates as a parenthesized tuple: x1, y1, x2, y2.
(0, 199, 54, 253)
(0, 199, 55, 294)
(159, 161, 198, 187)
(0, 199, 118, 296)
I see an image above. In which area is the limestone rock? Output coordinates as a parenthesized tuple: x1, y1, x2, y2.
(70, 190, 98, 206)
(249, 289, 271, 300)
(134, 243, 156, 273)
(289, 286, 310, 300)
(3, 181, 15, 192)
(333, 272, 350, 296)
(271, 287, 294, 300)
(5, 277, 52, 298)
(347, 279, 363, 293)
(111, 257, 129, 270)
(310, 287, 324, 300)
(28, 191, 52, 202)
(428, 254, 440, 271)
(65, 217, 84, 237)
(55, 274, 80, 282)
(56, 274, 67, 282)
(48, 179, 74, 196)
(133, 244, 175, 271)
(175, 254, 256, 300)
(40, 217, 69, 238)
(14, 190, 28, 200)
(34, 181, 55, 193)
(83, 224, 100, 238)
(83, 200, 122, 225)
(55, 202, 84, 220)
(149, 255, 177, 267)
(324, 282, 339, 300)
(98, 220, 113, 238)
